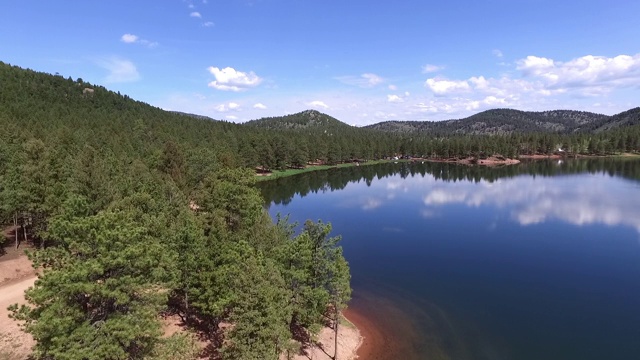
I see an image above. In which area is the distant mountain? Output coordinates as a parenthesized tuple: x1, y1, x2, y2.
(169, 110, 220, 122)
(589, 107, 640, 132)
(244, 110, 354, 131)
(364, 108, 640, 136)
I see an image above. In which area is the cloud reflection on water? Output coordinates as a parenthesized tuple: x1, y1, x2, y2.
(415, 175, 640, 232)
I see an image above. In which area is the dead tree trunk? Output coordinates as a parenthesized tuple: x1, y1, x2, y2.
(333, 305, 339, 360)
(14, 213, 19, 249)
(22, 223, 27, 247)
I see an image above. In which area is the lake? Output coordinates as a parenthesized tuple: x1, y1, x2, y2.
(258, 159, 640, 360)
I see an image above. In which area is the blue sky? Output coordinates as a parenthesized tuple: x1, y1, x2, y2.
(1, 0, 639, 125)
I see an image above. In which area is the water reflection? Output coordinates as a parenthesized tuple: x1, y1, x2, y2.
(422, 175, 640, 232)
(258, 159, 640, 233)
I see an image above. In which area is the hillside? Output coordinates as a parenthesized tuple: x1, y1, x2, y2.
(364, 108, 638, 135)
(245, 110, 354, 131)
(588, 107, 640, 132)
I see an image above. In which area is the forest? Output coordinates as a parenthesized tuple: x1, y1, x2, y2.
(0, 64, 351, 359)
(245, 109, 640, 169)
(0, 60, 639, 359)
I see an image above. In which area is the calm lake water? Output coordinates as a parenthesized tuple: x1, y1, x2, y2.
(258, 159, 640, 360)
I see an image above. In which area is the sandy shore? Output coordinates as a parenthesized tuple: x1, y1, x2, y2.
(285, 316, 362, 360)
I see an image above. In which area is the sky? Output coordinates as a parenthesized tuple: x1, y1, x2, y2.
(1, 0, 639, 126)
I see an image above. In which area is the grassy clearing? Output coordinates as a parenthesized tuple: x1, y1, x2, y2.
(256, 159, 393, 181)
(339, 314, 357, 329)
(610, 152, 640, 158)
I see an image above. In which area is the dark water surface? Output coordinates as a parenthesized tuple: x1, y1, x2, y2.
(258, 159, 640, 360)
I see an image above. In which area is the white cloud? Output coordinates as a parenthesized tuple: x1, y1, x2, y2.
(226, 115, 238, 121)
(387, 92, 410, 103)
(214, 102, 241, 112)
(336, 73, 384, 88)
(492, 49, 504, 58)
(422, 64, 444, 73)
(253, 103, 267, 109)
(425, 78, 471, 95)
(190, 11, 202, 18)
(121, 34, 138, 43)
(417, 53, 640, 114)
(120, 33, 158, 48)
(362, 73, 383, 86)
(388, 84, 398, 90)
(207, 66, 263, 91)
(517, 54, 640, 94)
(97, 57, 140, 83)
(517, 56, 556, 77)
(387, 94, 404, 103)
(307, 100, 329, 109)
(203, 21, 214, 27)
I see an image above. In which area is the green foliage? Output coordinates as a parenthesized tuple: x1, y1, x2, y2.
(11, 200, 177, 360)
(145, 333, 200, 360)
(222, 247, 291, 360)
(274, 220, 350, 337)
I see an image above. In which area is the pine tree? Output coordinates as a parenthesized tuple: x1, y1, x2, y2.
(10, 195, 177, 360)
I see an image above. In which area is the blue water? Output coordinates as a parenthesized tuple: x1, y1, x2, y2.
(259, 160, 640, 360)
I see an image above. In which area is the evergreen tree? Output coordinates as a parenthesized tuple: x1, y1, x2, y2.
(11, 195, 177, 360)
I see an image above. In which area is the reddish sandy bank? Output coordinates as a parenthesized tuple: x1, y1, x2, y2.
(283, 317, 362, 360)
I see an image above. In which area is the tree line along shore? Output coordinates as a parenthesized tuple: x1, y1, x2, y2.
(0, 60, 639, 359)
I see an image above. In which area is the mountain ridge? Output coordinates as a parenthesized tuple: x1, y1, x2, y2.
(240, 107, 640, 136)
(244, 109, 354, 131)
(362, 108, 640, 135)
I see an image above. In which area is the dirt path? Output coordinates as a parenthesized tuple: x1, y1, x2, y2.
(0, 226, 36, 360)
(0, 275, 36, 360)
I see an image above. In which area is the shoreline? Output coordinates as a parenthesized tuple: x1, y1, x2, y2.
(256, 156, 520, 181)
(255, 159, 390, 181)
(257, 153, 640, 181)
(343, 307, 380, 360)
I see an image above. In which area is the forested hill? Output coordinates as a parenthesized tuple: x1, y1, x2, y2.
(365, 108, 640, 135)
(244, 110, 354, 131)
(0, 62, 353, 359)
(588, 107, 640, 132)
